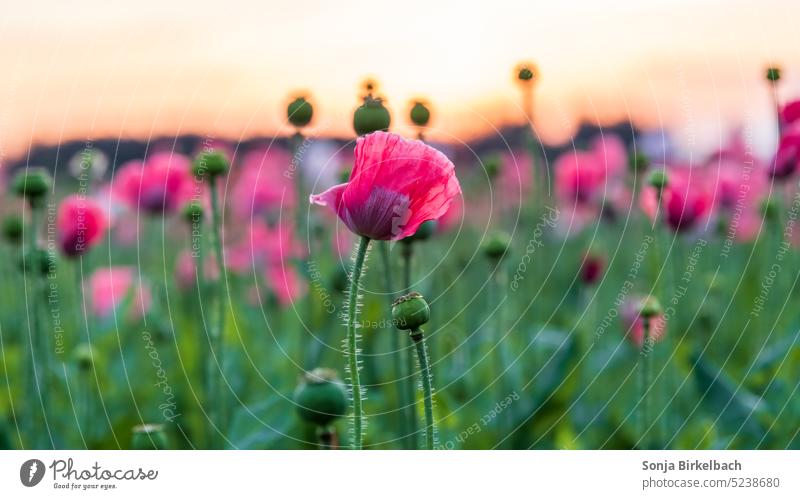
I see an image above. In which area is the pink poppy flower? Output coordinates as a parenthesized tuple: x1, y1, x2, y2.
(769, 132, 800, 180)
(591, 134, 628, 177)
(310, 131, 460, 241)
(56, 195, 107, 257)
(113, 152, 194, 214)
(266, 263, 306, 307)
(226, 222, 302, 274)
(88, 266, 151, 319)
(620, 297, 667, 348)
(641, 167, 713, 232)
(580, 252, 605, 286)
(780, 100, 800, 127)
(174, 250, 219, 290)
(555, 150, 605, 204)
(231, 146, 295, 220)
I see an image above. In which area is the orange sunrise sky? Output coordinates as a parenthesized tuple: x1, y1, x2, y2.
(0, 0, 799, 162)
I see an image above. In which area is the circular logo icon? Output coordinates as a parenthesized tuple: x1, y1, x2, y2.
(20, 459, 45, 487)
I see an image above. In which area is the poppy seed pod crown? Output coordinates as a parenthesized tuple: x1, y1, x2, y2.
(288, 96, 314, 128)
(12, 168, 52, 203)
(392, 292, 430, 331)
(192, 151, 229, 179)
(353, 97, 391, 136)
(294, 368, 348, 427)
(410, 101, 431, 127)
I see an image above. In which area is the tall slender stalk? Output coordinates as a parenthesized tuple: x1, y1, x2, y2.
(639, 318, 653, 450)
(411, 329, 436, 450)
(378, 242, 411, 448)
(347, 236, 370, 449)
(209, 178, 226, 448)
(401, 242, 418, 447)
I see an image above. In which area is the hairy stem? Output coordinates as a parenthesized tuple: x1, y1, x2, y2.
(401, 243, 418, 448)
(347, 236, 370, 449)
(412, 330, 436, 450)
(640, 318, 652, 450)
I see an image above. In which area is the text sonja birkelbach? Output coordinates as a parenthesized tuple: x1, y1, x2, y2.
(46, 458, 158, 491)
(643, 459, 743, 473)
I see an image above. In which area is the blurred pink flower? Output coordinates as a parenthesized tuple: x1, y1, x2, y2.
(88, 266, 151, 319)
(174, 250, 219, 290)
(231, 146, 295, 220)
(113, 152, 194, 215)
(769, 132, 800, 180)
(780, 100, 800, 127)
(57, 195, 107, 257)
(436, 194, 463, 233)
(266, 263, 306, 307)
(641, 167, 713, 232)
(226, 222, 302, 274)
(310, 131, 460, 240)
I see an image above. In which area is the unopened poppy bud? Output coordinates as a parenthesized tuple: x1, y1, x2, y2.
(353, 96, 391, 136)
(2, 214, 24, 245)
(766, 66, 781, 82)
(647, 169, 669, 192)
(482, 232, 511, 261)
(639, 296, 662, 319)
(131, 424, 168, 450)
(294, 368, 348, 427)
(181, 200, 204, 224)
(12, 168, 52, 204)
(287, 96, 314, 128)
(580, 252, 605, 285)
(392, 292, 430, 331)
(410, 101, 431, 127)
(20, 248, 54, 276)
(192, 151, 229, 180)
(402, 220, 437, 243)
(72, 343, 97, 371)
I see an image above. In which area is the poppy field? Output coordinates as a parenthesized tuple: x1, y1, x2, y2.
(1, 63, 799, 452)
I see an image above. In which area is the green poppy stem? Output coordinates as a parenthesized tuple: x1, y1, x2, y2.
(411, 329, 436, 450)
(639, 318, 653, 450)
(209, 177, 227, 448)
(401, 243, 418, 448)
(347, 235, 370, 449)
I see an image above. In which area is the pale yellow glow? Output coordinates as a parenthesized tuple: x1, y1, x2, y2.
(0, 0, 798, 161)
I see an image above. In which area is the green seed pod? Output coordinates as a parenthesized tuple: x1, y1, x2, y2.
(131, 424, 168, 450)
(647, 169, 669, 192)
(2, 214, 24, 245)
(19, 248, 54, 276)
(294, 368, 348, 427)
(629, 152, 650, 173)
(181, 200, 204, 224)
(482, 232, 511, 261)
(639, 296, 662, 319)
(392, 292, 430, 331)
(192, 151, 229, 180)
(766, 66, 781, 82)
(482, 154, 502, 181)
(11, 168, 52, 203)
(288, 96, 314, 128)
(402, 220, 437, 243)
(517, 65, 535, 82)
(72, 343, 98, 371)
(410, 101, 431, 127)
(353, 97, 391, 136)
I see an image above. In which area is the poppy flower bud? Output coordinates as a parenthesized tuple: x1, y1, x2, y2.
(410, 101, 431, 127)
(131, 424, 168, 450)
(11, 168, 52, 204)
(294, 368, 348, 427)
(353, 97, 391, 136)
(647, 169, 669, 192)
(639, 296, 662, 319)
(482, 232, 511, 261)
(72, 343, 97, 371)
(181, 200, 204, 224)
(20, 248, 54, 276)
(580, 252, 605, 285)
(288, 96, 313, 128)
(2, 214, 24, 245)
(402, 220, 437, 243)
(192, 151, 229, 180)
(392, 291, 430, 331)
(766, 66, 781, 82)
